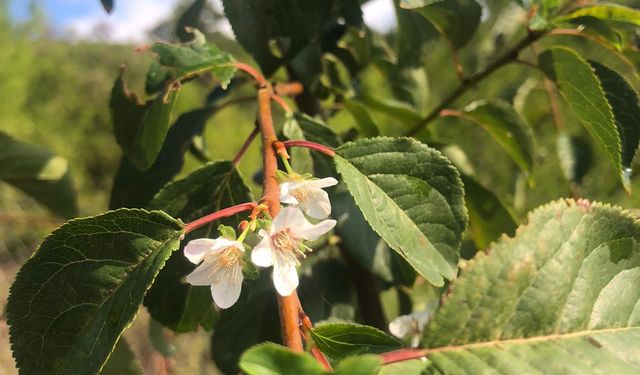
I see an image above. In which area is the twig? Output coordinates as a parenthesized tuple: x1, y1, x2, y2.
(271, 94, 292, 113)
(282, 140, 335, 157)
(183, 202, 257, 233)
(234, 62, 267, 87)
(232, 124, 260, 166)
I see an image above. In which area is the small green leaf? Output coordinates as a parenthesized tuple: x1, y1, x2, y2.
(590, 61, 640, 191)
(556, 133, 593, 185)
(461, 174, 517, 250)
(454, 100, 535, 176)
(310, 323, 403, 360)
(334, 137, 467, 286)
(333, 355, 381, 375)
(556, 4, 640, 27)
(145, 30, 236, 94)
(145, 161, 253, 332)
(419, 199, 640, 373)
(110, 69, 180, 171)
(400, 0, 482, 50)
(7, 209, 184, 375)
(344, 99, 380, 137)
(239, 343, 326, 375)
(218, 224, 237, 239)
(538, 48, 623, 189)
(0, 132, 77, 218)
(100, 337, 143, 375)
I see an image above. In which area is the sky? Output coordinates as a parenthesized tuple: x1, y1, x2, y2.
(9, 0, 396, 43)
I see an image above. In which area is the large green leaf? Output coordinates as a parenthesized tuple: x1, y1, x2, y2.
(310, 323, 403, 360)
(222, 0, 361, 76)
(416, 199, 640, 373)
(590, 61, 640, 190)
(556, 4, 640, 27)
(145, 30, 236, 94)
(333, 355, 381, 375)
(239, 343, 326, 375)
(461, 174, 517, 250)
(7, 209, 184, 375)
(538, 48, 623, 189)
(453, 100, 535, 176)
(0, 132, 77, 218)
(334, 137, 467, 286)
(399, 0, 482, 50)
(110, 70, 180, 171)
(144, 161, 253, 332)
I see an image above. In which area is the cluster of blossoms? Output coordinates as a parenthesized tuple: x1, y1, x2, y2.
(183, 169, 338, 309)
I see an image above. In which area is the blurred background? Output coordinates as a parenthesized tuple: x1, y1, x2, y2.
(1, 0, 640, 373)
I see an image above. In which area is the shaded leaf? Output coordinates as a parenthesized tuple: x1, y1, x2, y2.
(556, 4, 640, 27)
(283, 114, 314, 174)
(344, 99, 380, 137)
(145, 30, 236, 94)
(360, 95, 423, 130)
(334, 137, 467, 286)
(538, 48, 622, 189)
(7, 209, 184, 375)
(100, 337, 143, 375)
(590, 61, 640, 190)
(394, 0, 439, 67)
(0, 132, 77, 218)
(110, 69, 180, 171)
(310, 323, 402, 360)
(420, 199, 640, 373)
(400, 0, 482, 50)
(145, 161, 253, 332)
(556, 133, 593, 185)
(239, 343, 326, 375)
(461, 174, 517, 250)
(559, 16, 622, 51)
(453, 100, 535, 176)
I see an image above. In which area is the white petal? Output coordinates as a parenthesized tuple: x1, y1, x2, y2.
(293, 218, 336, 241)
(389, 315, 414, 339)
(272, 255, 299, 296)
(211, 263, 243, 309)
(251, 236, 274, 267)
(210, 238, 245, 253)
(185, 261, 216, 286)
(272, 206, 307, 231)
(279, 181, 300, 205)
(308, 177, 338, 189)
(298, 188, 332, 219)
(413, 310, 431, 329)
(183, 238, 218, 264)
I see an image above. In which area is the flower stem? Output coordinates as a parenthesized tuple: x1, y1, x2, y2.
(257, 87, 304, 352)
(183, 202, 257, 234)
(282, 140, 335, 157)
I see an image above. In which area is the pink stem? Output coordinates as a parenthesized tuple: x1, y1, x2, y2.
(184, 202, 257, 234)
(282, 140, 335, 157)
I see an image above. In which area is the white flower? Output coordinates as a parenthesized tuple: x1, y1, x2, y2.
(251, 207, 336, 296)
(184, 238, 245, 309)
(280, 177, 338, 219)
(389, 310, 432, 348)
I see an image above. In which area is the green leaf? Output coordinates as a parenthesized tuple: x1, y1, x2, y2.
(556, 133, 593, 185)
(110, 69, 180, 171)
(293, 113, 342, 177)
(0, 132, 77, 218)
(558, 16, 622, 51)
(145, 30, 236, 94)
(400, 0, 482, 50)
(360, 95, 423, 130)
(100, 338, 143, 375)
(378, 359, 430, 375)
(222, 0, 361, 76)
(590, 61, 640, 190)
(419, 199, 640, 373)
(453, 100, 535, 176)
(344, 99, 380, 137)
(176, 0, 207, 42)
(556, 4, 640, 27)
(538, 48, 623, 190)
(283, 114, 314, 174)
(333, 355, 381, 375)
(144, 161, 253, 332)
(394, 0, 439, 67)
(7, 209, 184, 375)
(239, 343, 326, 375)
(461, 174, 517, 250)
(310, 323, 403, 360)
(334, 137, 467, 286)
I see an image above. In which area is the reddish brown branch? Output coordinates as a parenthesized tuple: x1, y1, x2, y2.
(271, 94, 292, 113)
(232, 124, 259, 166)
(183, 202, 257, 233)
(282, 140, 335, 157)
(274, 82, 304, 97)
(258, 87, 304, 352)
(234, 62, 267, 87)
(381, 349, 427, 364)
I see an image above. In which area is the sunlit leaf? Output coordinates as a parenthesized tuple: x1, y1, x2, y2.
(556, 4, 640, 27)
(310, 323, 402, 360)
(239, 343, 326, 375)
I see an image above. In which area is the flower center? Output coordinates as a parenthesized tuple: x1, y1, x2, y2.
(290, 184, 312, 202)
(205, 246, 242, 268)
(271, 228, 301, 253)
